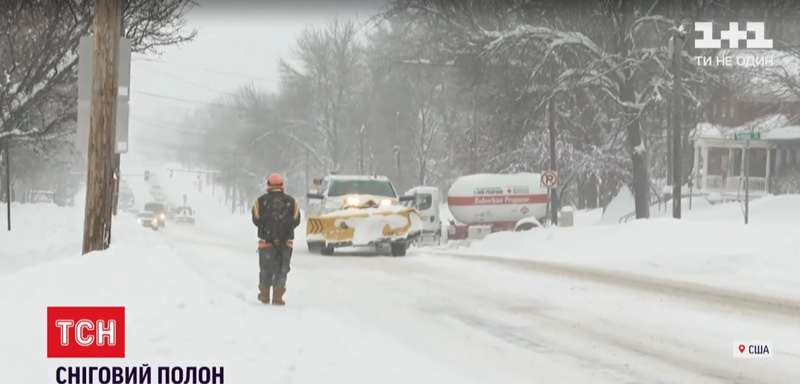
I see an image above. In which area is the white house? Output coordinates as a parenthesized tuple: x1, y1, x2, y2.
(693, 114, 800, 199)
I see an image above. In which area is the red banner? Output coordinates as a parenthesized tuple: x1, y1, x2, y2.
(447, 194, 548, 206)
(47, 306, 125, 358)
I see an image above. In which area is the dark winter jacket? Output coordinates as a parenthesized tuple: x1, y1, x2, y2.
(251, 190, 301, 242)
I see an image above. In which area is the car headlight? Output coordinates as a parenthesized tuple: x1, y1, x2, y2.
(151, 218, 158, 225)
(159, 213, 166, 220)
(379, 199, 393, 207)
(344, 196, 360, 208)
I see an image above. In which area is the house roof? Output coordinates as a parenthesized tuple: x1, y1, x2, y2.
(766, 125, 800, 140)
(694, 113, 800, 140)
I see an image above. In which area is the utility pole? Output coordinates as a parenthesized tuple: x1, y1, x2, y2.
(111, 154, 120, 216)
(82, 0, 121, 254)
(670, 24, 685, 219)
(744, 137, 750, 225)
(394, 145, 403, 191)
(358, 124, 365, 174)
(231, 181, 237, 214)
(548, 97, 559, 226)
(4, 140, 10, 231)
(304, 147, 310, 203)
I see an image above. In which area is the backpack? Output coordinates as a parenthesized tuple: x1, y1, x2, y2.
(263, 193, 293, 242)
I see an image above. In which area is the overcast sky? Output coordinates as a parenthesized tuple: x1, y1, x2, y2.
(129, 0, 386, 153)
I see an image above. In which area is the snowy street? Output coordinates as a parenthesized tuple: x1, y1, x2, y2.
(161, 222, 800, 383)
(3, 186, 797, 382)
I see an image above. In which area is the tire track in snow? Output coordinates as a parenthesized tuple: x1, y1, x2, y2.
(435, 252, 800, 319)
(156, 226, 790, 383)
(407, 269, 760, 383)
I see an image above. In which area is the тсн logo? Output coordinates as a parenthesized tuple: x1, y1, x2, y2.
(47, 306, 125, 358)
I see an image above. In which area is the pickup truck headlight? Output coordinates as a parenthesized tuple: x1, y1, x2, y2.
(344, 196, 360, 208)
(379, 199, 393, 207)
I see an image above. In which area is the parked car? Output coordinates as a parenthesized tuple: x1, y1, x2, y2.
(28, 190, 55, 204)
(173, 206, 195, 225)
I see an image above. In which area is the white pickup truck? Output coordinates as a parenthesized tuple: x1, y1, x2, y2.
(306, 175, 422, 256)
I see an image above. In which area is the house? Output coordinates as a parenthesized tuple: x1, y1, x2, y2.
(693, 50, 800, 199)
(693, 114, 800, 199)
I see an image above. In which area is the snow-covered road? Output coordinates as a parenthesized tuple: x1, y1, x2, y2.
(157, 221, 799, 383)
(3, 161, 797, 382)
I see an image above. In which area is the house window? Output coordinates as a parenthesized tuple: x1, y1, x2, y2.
(747, 148, 767, 177)
(769, 149, 777, 176)
(708, 148, 729, 176)
(733, 148, 742, 176)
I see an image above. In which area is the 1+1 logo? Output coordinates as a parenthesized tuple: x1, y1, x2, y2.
(47, 307, 125, 358)
(693, 22, 775, 68)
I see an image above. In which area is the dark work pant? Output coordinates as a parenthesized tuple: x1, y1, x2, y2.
(258, 243, 293, 288)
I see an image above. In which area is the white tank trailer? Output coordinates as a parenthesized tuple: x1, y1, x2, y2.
(446, 173, 549, 236)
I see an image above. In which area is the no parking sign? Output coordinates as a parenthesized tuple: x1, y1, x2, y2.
(540, 171, 558, 188)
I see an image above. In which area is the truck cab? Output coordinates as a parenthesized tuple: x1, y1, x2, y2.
(404, 186, 441, 245)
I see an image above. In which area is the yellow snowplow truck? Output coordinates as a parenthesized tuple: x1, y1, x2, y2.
(305, 175, 422, 256)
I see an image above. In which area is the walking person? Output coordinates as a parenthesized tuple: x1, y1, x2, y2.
(251, 173, 301, 305)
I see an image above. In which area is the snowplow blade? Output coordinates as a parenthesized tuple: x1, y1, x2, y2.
(307, 207, 421, 246)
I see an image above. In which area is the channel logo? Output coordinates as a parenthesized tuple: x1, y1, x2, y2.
(695, 21, 773, 49)
(47, 306, 125, 358)
(733, 341, 773, 359)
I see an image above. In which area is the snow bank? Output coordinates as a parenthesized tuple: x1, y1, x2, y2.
(572, 207, 603, 226)
(0, 203, 85, 275)
(599, 185, 634, 224)
(0, 205, 464, 383)
(457, 194, 800, 299)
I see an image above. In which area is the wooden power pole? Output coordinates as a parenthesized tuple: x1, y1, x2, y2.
(4, 140, 10, 232)
(82, 0, 121, 254)
(548, 97, 559, 226)
(670, 23, 685, 219)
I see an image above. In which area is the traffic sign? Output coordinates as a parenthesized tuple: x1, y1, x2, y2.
(735, 131, 760, 141)
(77, 36, 131, 155)
(541, 170, 559, 188)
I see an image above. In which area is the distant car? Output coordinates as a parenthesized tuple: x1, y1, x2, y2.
(514, 216, 542, 232)
(137, 211, 160, 231)
(143, 202, 167, 228)
(28, 190, 55, 204)
(173, 206, 195, 225)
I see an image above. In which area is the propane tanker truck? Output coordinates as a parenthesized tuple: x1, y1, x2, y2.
(446, 173, 549, 239)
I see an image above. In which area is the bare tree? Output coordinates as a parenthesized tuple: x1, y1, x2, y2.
(0, 0, 195, 143)
(280, 19, 363, 172)
(388, 0, 715, 218)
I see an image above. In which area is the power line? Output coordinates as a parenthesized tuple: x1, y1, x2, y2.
(133, 90, 216, 105)
(132, 55, 274, 83)
(132, 90, 246, 111)
(137, 65, 239, 97)
(131, 116, 208, 135)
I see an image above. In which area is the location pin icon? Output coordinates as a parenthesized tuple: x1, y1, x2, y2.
(738, 344, 746, 353)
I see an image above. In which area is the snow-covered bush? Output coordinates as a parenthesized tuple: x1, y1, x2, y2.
(775, 167, 800, 194)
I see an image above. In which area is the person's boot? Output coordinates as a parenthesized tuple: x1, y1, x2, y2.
(272, 287, 286, 306)
(258, 285, 271, 304)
